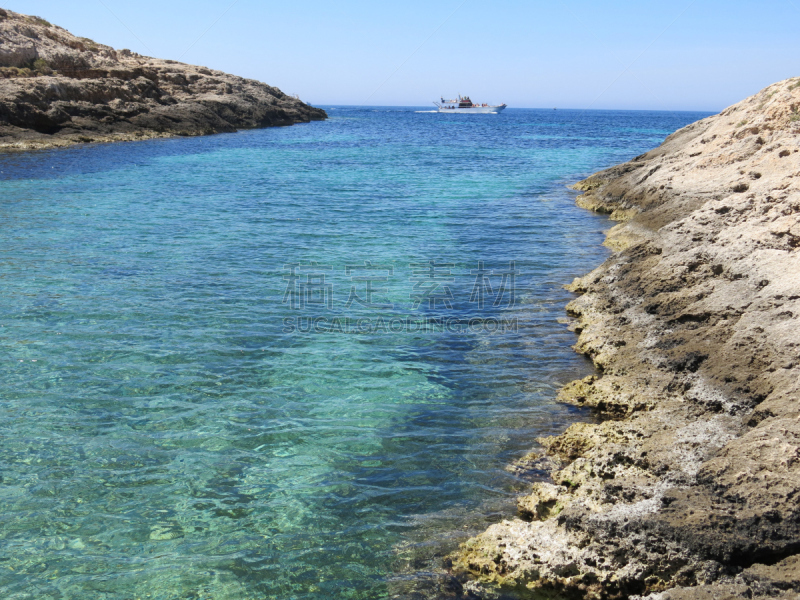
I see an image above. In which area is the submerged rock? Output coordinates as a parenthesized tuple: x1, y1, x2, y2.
(0, 9, 326, 151)
(452, 77, 800, 599)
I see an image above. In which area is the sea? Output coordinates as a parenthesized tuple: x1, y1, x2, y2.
(0, 107, 710, 599)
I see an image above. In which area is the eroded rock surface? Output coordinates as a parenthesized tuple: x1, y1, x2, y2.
(452, 78, 800, 599)
(0, 9, 326, 150)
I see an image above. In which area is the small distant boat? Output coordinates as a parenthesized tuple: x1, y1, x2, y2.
(434, 95, 506, 114)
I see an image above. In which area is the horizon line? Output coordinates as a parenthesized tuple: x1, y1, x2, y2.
(309, 104, 720, 113)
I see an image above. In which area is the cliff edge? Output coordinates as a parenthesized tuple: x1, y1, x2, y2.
(452, 78, 800, 599)
(0, 9, 326, 151)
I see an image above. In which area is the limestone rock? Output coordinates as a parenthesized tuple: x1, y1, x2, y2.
(452, 77, 800, 599)
(0, 9, 326, 150)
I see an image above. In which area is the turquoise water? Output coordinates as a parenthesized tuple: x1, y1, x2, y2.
(0, 107, 709, 599)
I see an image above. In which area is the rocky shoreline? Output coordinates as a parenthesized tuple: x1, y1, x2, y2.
(450, 78, 800, 599)
(0, 9, 326, 152)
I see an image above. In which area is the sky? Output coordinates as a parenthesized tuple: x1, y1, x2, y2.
(3, 0, 799, 111)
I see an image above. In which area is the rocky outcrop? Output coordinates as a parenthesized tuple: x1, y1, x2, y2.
(0, 9, 326, 150)
(451, 78, 800, 599)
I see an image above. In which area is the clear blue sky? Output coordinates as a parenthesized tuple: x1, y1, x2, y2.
(4, 0, 799, 110)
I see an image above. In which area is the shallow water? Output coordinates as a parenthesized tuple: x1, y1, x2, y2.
(0, 107, 710, 599)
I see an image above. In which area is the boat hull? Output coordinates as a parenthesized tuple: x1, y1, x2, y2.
(437, 105, 506, 114)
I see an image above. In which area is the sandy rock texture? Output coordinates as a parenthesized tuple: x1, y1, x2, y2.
(0, 9, 326, 151)
(451, 78, 800, 599)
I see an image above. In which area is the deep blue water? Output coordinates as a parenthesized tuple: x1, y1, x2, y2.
(0, 107, 710, 599)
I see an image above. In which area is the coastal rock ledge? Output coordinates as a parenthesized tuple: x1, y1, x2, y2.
(451, 78, 800, 599)
(0, 9, 326, 151)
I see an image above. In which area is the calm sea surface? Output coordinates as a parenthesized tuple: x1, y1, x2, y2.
(0, 107, 710, 599)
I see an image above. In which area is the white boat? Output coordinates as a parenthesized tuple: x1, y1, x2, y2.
(434, 95, 506, 114)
